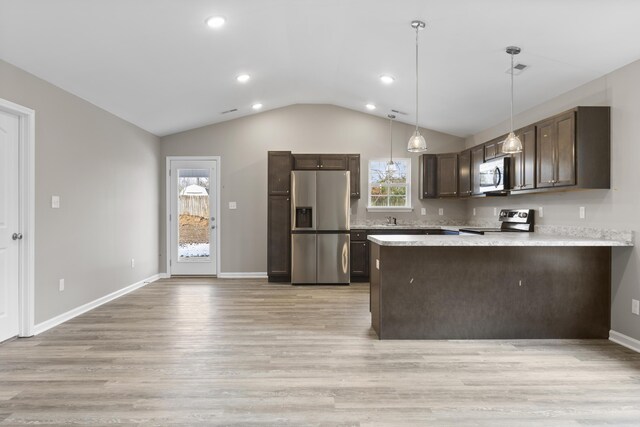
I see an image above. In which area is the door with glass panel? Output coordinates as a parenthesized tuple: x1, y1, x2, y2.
(169, 160, 217, 275)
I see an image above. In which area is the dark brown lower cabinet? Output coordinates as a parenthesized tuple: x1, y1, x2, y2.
(267, 195, 290, 282)
(350, 240, 369, 282)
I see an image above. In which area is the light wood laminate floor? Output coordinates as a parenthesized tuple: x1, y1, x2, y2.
(1, 278, 640, 426)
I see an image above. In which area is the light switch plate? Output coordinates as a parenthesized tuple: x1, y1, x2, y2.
(229, 201, 237, 210)
(632, 299, 639, 315)
(421, 208, 426, 216)
(51, 195, 60, 209)
(59, 279, 64, 292)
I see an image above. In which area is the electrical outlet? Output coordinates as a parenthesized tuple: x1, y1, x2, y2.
(59, 279, 64, 292)
(493, 207, 498, 216)
(51, 195, 60, 209)
(632, 299, 640, 315)
(579, 206, 586, 219)
(131, 258, 135, 268)
(229, 201, 237, 210)
(421, 208, 426, 216)
(539, 207, 544, 218)
(438, 208, 444, 216)
(473, 208, 476, 216)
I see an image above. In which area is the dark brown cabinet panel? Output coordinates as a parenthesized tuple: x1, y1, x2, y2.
(437, 153, 458, 197)
(471, 145, 485, 196)
(458, 149, 471, 197)
(418, 154, 438, 199)
(511, 126, 536, 191)
(536, 111, 576, 188)
(268, 151, 292, 196)
(292, 154, 320, 170)
(350, 241, 369, 278)
(267, 195, 290, 280)
(292, 154, 348, 170)
(347, 154, 361, 198)
(484, 136, 508, 160)
(319, 154, 347, 170)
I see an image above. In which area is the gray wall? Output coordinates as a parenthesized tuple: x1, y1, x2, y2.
(0, 60, 161, 324)
(160, 104, 466, 273)
(464, 59, 640, 341)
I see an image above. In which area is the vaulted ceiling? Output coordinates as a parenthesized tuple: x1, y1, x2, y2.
(2, 0, 640, 137)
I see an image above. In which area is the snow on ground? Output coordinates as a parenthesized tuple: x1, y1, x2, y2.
(179, 243, 210, 258)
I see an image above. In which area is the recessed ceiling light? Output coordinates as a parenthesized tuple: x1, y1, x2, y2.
(206, 16, 226, 28)
(236, 74, 251, 83)
(380, 75, 395, 84)
(252, 103, 263, 110)
(365, 104, 376, 110)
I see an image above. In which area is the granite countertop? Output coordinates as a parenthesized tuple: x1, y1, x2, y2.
(351, 224, 465, 230)
(367, 233, 633, 247)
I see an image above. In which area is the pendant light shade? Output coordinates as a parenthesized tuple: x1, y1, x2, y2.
(407, 20, 427, 153)
(502, 46, 523, 154)
(386, 114, 398, 175)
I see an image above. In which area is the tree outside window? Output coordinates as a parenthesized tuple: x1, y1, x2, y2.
(368, 159, 411, 208)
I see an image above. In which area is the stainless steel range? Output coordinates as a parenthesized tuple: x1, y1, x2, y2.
(459, 209, 534, 235)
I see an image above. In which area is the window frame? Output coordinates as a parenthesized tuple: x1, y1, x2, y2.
(366, 158, 413, 212)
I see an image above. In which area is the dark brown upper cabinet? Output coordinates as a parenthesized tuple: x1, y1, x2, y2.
(484, 136, 508, 160)
(437, 153, 459, 197)
(536, 107, 609, 190)
(418, 154, 438, 199)
(292, 154, 347, 170)
(268, 151, 292, 196)
(471, 145, 485, 196)
(458, 149, 472, 197)
(347, 154, 361, 199)
(510, 126, 536, 191)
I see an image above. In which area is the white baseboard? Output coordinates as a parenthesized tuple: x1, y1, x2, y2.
(218, 272, 268, 279)
(609, 330, 640, 353)
(33, 273, 162, 336)
(159, 273, 170, 279)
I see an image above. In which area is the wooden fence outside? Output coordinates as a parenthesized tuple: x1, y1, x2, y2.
(180, 195, 209, 218)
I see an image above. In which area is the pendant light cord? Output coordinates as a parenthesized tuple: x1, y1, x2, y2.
(510, 52, 514, 133)
(415, 26, 419, 134)
(389, 117, 393, 162)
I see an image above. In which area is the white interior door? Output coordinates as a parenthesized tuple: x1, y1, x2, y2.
(0, 110, 20, 342)
(169, 160, 217, 275)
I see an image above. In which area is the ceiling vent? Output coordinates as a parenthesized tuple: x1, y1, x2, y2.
(506, 63, 529, 75)
(220, 108, 238, 114)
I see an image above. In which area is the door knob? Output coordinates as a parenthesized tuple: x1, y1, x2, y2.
(12, 233, 23, 240)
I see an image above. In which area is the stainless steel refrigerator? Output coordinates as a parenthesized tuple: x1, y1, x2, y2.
(291, 171, 350, 284)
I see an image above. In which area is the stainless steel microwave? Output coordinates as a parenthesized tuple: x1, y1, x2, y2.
(479, 157, 511, 193)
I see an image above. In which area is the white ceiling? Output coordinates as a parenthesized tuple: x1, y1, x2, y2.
(2, 0, 640, 137)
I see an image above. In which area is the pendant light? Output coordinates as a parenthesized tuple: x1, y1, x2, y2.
(386, 114, 398, 176)
(502, 46, 523, 154)
(407, 20, 427, 152)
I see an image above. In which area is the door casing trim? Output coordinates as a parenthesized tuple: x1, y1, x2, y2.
(165, 156, 221, 276)
(0, 98, 35, 337)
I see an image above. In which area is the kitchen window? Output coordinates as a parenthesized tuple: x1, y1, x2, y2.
(367, 158, 412, 211)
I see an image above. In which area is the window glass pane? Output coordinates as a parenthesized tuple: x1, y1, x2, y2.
(389, 186, 407, 196)
(178, 169, 210, 259)
(369, 161, 389, 185)
(389, 196, 406, 206)
(370, 196, 389, 207)
(370, 185, 389, 196)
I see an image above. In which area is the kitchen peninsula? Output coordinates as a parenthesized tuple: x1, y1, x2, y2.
(369, 232, 633, 340)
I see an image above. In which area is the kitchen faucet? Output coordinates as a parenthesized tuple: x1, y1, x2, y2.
(386, 216, 397, 225)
